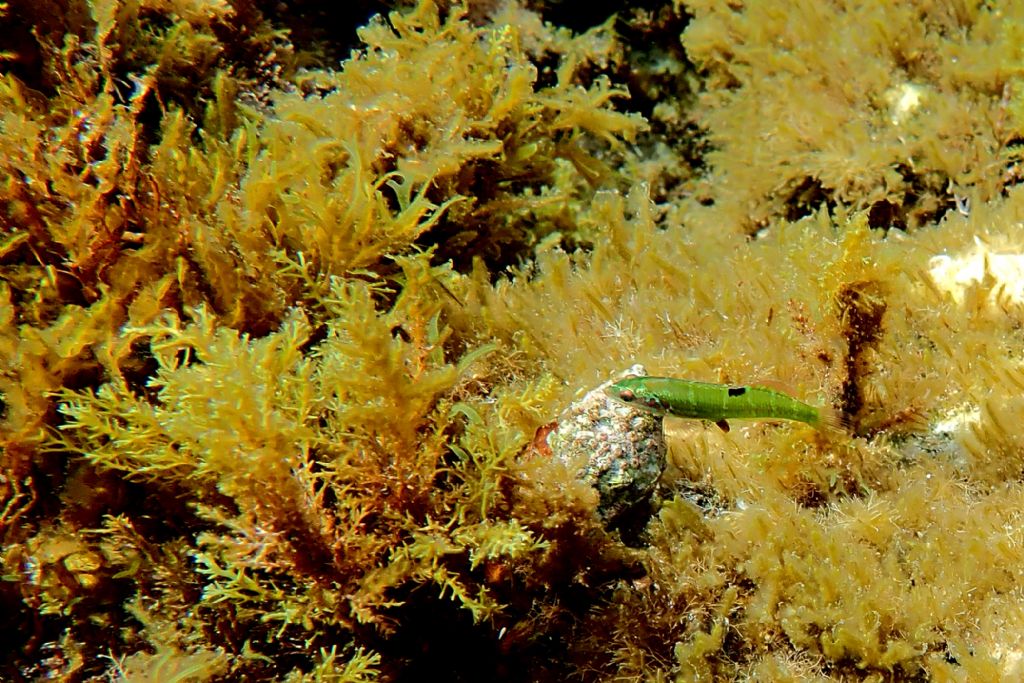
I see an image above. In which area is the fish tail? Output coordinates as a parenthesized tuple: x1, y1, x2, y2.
(814, 404, 851, 433)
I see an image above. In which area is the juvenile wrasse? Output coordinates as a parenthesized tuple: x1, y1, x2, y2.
(604, 376, 840, 432)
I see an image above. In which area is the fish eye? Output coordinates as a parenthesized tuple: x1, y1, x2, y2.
(618, 389, 635, 402)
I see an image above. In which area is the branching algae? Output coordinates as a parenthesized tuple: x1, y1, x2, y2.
(6, 0, 1024, 681)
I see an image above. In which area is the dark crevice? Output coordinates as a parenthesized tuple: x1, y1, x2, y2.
(835, 281, 887, 430)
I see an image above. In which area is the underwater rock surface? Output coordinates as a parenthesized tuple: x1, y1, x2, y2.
(547, 365, 666, 520)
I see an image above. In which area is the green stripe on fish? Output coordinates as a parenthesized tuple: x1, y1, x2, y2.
(604, 376, 837, 432)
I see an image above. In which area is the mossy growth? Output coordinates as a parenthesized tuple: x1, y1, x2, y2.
(679, 0, 1024, 233)
(471, 176, 1024, 680)
(7, 0, 1024, 681)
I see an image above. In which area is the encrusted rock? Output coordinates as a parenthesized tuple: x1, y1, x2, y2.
(547, 365, 666, 520)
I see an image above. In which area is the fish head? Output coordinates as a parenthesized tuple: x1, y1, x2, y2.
(604, 376, 668, 415)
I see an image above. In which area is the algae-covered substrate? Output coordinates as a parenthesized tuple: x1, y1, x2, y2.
(4, 1, 1024, 680)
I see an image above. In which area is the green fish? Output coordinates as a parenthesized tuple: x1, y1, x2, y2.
(605, 376, 842, 432)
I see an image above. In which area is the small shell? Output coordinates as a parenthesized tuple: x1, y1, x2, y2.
(547, 365, 666, 520)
